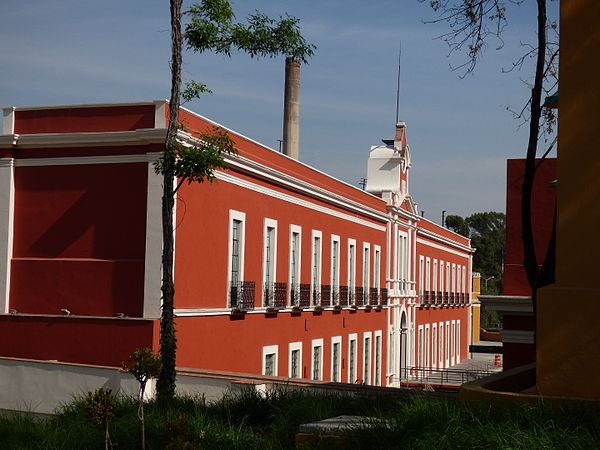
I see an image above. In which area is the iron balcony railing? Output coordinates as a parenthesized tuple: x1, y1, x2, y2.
(321, 284, 332, 307)
(369, 287, 378, 305)
(348, 286, 355, 306)
(299, 284, 311, 308)
(289, 283, 300, 307)
(311, 285, 321, 307)
(380, 288, 388, 306)
(331, 286, 340, 306)
(355, 287, 364, 307)
(438, 291, 443, 306)
(339, 285, 349, 307)
(229, 281, 255, 311)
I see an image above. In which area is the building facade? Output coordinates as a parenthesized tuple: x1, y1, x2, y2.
(0, 101, 472, 386)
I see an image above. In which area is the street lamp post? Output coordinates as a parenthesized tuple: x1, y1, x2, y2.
(484, 276, 495, 291)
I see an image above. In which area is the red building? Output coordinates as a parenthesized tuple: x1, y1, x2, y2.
(482, 158, 556, 370)
(0, 101, 472, 386)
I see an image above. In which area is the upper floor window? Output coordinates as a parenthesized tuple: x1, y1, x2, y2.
(363, 243, 370, 293)
(311, 231, 322, 304)
(331, 235, 341, 301)
(289, 225, 302, 304)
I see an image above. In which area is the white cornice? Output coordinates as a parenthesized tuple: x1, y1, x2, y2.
(0, 128, 167, 149)
(177, 130, 389, 224)
(478, 295, 533, 315)
(3, 100, 159, 111)
(13, 152, 161, 167)
(416, 230, 473, 255)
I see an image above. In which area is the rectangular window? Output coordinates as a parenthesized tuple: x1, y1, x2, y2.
(348, 239, 356, 303)
(446, 263, 451, 295)
(289, 225, 302, 304)
(457, 320, 461, 362)
(398, 232, 408, 289)
(419, 256, 424, 298)
(433, 260, 438, 300)
(311, 231, 322, 305)
(374, 331, 382, 386)
(262, 345, 278, 376)
(425, 324, 430, 369)
(363, 243, 370, 293)
(439, 261, 444, 295)
(312, 338, 323, 381)
(451, 321, 456, 364)
(363, 333, 372, 385)
(425, 257, 431, 296)
(418, 326, 424, 368)
(348, 333, 357, 383)
(445, 322, 450, 367)
(288, 342, 302, 378)
(331, 336, 342, 382)
(373, 246, 381, 290)
(432, 325, 437, 369)
(228, 210, 246, 307)
(331, 235, 340, 303)
(263, 219, 277, 305)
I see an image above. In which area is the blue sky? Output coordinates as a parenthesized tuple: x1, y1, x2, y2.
(0, 0, 558, 219)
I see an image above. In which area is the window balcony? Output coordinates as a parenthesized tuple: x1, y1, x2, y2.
(437, 291, 443, 306)
(380, 287, 388, 306)
(299, 284, 311, 309)
(289, 283, 300, 308)
(354, 287, 364, 307)
(320, 284, 331, 307)
(331, 287, 340, 307)
(369, 287, 379, 305)
(339, 285, 349, 307)
(229, 281, 255, 311)
(262, 282, 287, 310)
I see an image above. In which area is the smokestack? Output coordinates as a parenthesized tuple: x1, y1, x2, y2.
(283, 57, 301, 160)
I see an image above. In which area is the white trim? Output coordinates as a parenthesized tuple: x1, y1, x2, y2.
(216, 171, 386, 232)
(262, 345, 279, 377)
(12, 152, 162, 167)
(416, 236, 472, 257)
(348, 333, 358, 383)
(432, 324, 437, 370)
(288, 341, 303, 378)
(227, 210, 246, 306)
(502, 329, 535, 344)
(374, 330, 382, 386)
(456, 320, 461, 362)
(451, 320, 456, 366)
(153, 100, 167, 128)
(311, 338, 324, 381)
(1, 128, 167, 149)
(2, 107, 15, 135)
(143, 161, 163, 318)
(330, 234, 341, 299)
(445, 321, 450, 368)
(362, 242, 371, 295)
(417, 325, 424, 368)
(288, 225, 302, 303)
(363, 331, 373, 385)
(310, 230, 323, 303)
(4, 100, 160, 111)
(347, 239, 356, 300)
(424, 324, 430, 369)
(373, 244, 381, 291)
(439, 321, 444, 368)
(330, 336, 342, 382)
(262, 218, 278, 305)
(0, 159, 15, 313)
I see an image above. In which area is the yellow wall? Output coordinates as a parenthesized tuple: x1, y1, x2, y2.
(536, 0, 600, 399)
(471, 273, 480, 343)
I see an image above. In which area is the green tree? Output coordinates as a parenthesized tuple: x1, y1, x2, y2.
(157, 0, 314, 401)
(446, 211, 505, 294)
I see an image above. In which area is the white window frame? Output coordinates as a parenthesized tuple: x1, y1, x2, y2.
(330, 234, 341, 302)
(445, 321, 450, 367)
(348, 333, 358, 383)
(451, 320, 456, 365)
(262, 345, 279, 377)
(457, 320, 461, 362)
(452, 263, 457, 295)
(227, 210, 246, 306)
(425, 257, 431, 295)
(362, 242, 371, 294)
(439, 321, 444, 368)
(262, 218, 278, 306)
(374, 330, 383, 386)
(311, 338, 324, 381)
(418, 325, 424, 368)
(425, 324, 430, 369)
(433, 259, 438, 299)
(288, 225, 302, 304)
(439, 260, 444, 295)
(330, 336, 342, 382)
(373, 245, 381, 291)
(311, 230, 323, 302)
(418, 256, 425, 298)
(288, 341, 303, 379)
(363, 331, 373, 385)
(432, 324, 437, 370)
(348, 239, 356, 294)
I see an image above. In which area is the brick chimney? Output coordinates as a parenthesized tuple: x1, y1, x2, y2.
(282, 57, 301, 160)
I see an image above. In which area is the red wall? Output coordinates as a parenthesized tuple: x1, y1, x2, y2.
(175, 310, 386, 384)
(14, 105, 155, 134)
(504, 158, 557, 295)
(0, 316, 157, 367)
(10, 163, 148, 316)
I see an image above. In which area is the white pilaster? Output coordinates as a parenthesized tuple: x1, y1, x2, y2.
(143, 154, 163, 318)
(2, 107, 15, 135)
(153, 100, 167, 129)
(0, 158, 15, 313)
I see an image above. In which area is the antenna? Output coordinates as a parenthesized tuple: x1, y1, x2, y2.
(395, 41, 402, 124)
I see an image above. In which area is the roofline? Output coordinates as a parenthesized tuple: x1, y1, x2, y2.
(2, 100, 166, 112)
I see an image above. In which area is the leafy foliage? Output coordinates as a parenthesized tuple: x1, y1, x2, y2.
(185, 0, 315, 63)
(446, 211, 505, 294)
(82, 388, 116, 449)
(123, 347, 162, 385)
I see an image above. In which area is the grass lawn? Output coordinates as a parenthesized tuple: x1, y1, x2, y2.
(1, 388, 599, 449)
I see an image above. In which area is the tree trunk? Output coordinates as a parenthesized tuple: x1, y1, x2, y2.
(521, 0, 547, 343)
(157, 0, 183, 401)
